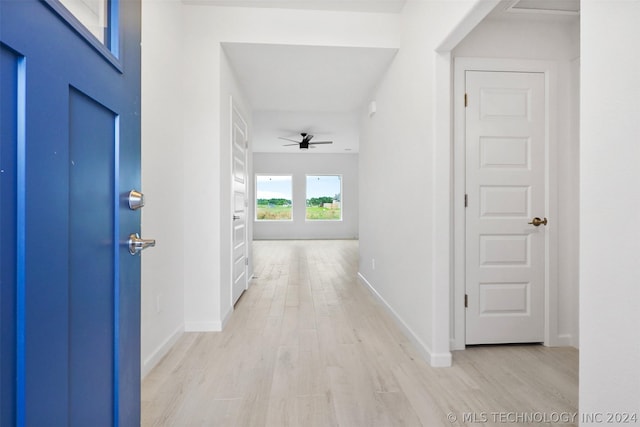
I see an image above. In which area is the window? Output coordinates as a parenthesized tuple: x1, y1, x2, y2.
(306, 175, 342, 221)
(58, 0, 110, 45)
(45, 0, 121, 69)
(255, 175, 293, 221)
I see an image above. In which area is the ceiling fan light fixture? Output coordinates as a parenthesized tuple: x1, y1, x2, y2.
(279, 132, 333, 150)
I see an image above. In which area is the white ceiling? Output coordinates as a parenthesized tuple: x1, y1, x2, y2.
(223, 43, 397, 112)
(223, 43, 398, 153)
(185, 0, 406, 14)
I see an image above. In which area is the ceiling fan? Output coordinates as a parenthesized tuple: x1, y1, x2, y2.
(279, 132, 333, 150)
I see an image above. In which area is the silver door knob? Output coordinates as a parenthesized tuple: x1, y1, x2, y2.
(528, 217, 548, 227)
(128, 233, 156, 255)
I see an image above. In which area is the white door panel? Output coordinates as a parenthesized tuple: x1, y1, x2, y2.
(465, 71, 546, 345)
(480, 137, 530, 168)
(480, 186, 530, 217)
(232, 106, 249, 305)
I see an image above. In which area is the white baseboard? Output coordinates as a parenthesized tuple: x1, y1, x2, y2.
(144, 309, 235, 378)
(184, 307, 234, 332)
(221, 305, 233, 329)
(430, 351, 453, 367)
(142, 325, 184, 379)
(357, 272, 452, 368)
(184, 321, 222, 332)
(555, 333, 574, 347)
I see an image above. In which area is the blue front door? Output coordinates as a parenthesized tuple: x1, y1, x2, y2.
(0, 0, 141, 425)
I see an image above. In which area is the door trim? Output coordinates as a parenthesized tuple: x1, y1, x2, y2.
(452, 57, 560, 350)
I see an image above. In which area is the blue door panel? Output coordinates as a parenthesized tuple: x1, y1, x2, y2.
(0, 44, 19, 427)
(69, 88, 116, 425)
(24, 74, 71, 425)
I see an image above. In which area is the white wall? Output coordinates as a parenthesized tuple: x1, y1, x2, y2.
(358, 0, 479, 367)
(140, 0, 185, 376)
(253, 153, 358, 240)
(580, 1, 640, 419)
(454, 15, 579, 60)
(180, 16, 223, 332)
(453, 15, 580, 347)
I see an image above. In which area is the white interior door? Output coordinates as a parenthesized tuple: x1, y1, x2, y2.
(232, 106, 249, 305)
(465, 70, 546, 345)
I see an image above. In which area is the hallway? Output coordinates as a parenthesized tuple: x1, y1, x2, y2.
(142, 240, 578, 426)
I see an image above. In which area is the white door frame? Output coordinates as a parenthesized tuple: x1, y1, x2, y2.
(452, 57, 560, 350)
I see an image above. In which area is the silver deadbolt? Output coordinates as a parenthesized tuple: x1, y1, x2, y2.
(128, 233, 156, 255)
(128, 190, 145, 210)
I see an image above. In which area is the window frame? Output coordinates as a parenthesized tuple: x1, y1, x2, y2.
(255, 174, 294, 222)
(43, 0, 122, 71)
(305, 174, 343, 222)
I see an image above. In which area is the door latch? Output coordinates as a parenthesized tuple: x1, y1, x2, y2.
(528, 217, 548, 227)
(128, 233, 156, 255)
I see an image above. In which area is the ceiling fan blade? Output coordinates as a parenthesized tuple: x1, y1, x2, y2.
(309, 141, 333, 145)
(282, 143, 300, 146)
(278, 136, 301, 143)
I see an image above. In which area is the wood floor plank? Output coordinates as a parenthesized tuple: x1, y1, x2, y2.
(296, 394, 338, 427)
(142, 240, 578, 426)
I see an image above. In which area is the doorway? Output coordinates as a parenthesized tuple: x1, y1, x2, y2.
(463, 69, 547, 344)
(444, 1, 580, 353)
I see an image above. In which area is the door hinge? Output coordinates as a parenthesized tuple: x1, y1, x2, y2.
(245, 258, 249, 266)
(464, 93, 468, 107)
(464, 194, 468, 207)
(464, 294, 468, 308)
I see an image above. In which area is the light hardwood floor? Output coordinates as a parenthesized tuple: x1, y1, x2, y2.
(142, 240, 578, 426)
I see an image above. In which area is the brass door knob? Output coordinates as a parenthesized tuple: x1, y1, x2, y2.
(528, 217, 548, 227)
